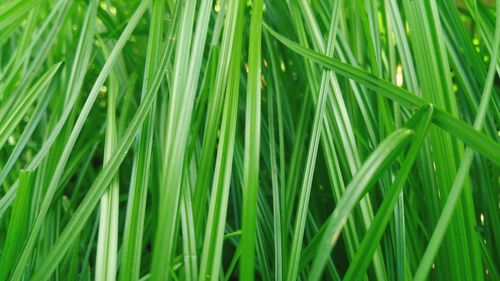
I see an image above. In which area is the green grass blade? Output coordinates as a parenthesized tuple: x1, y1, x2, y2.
(0, 62, 61, 151)
(197, 1, 245, 280)
(26, 25, 171, 280)
(240, 0, 264, 278)
(343, 105, 434, 281)
(309, 128, 414, 280)
(0, 83, 52, 191)
(414, 1, 500, 278)
(286, 2, 344, 279)
(0, 0, 38, 33)
(9, 2, 151, 280)
(150, 0, 198, 278)
(265, 26, 500, 167)
(119, 1, 167, 280)
(1, 2, 498, 280)
(193, 0, 242, 234)
(0, 0, 98, 209)
(95, 45, 121, 281)
(180, 169, 198, 281)
(0, 170, 34, 280)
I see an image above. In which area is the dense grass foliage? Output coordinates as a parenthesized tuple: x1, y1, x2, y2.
(1, 0, 499, 280)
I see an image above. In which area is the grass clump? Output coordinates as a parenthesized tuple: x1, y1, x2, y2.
(0, 0, 499, 280)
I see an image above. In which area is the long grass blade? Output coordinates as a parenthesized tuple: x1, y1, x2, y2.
(265, 26, 500, 166)
(240, 0, 264, 278)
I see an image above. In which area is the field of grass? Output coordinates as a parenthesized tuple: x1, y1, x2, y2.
(0, 0, 499, 280)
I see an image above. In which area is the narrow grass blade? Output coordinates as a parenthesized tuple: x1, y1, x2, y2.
(265, 26, 500, 166)
(27, 25, 170, 280)
(0, 0, 38, 32)
(198, 1, 245, 280)
(343, 105, 434, 281)
(180, 169, 198, 281)
(414, 2, 500, 278)
(0, 62, 61, 151)
(286, 2, 344, 279)
(0, 170, 34, 280)
(0, 80, 53, 187)
(9, 2, 152, 280)
(308, 127, 414, 280)
(150, 0, 198, 278)
(95, 46, 121, 281)
(193, 0, 243, 234)
(119, 1, 168, 280)
(0, 0, 98, 212)
(240, 0, 264, 278)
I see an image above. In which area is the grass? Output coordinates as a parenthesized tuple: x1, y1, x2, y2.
(0, 0, 499, 280)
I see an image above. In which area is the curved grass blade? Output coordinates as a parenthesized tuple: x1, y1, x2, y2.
(402, 1, 481, 278)
(414, 2, 500, 278)
(343, 105, 434, 281)
(295, 1, 387, 278)
(265, 25, 500, 167)
(309, 128, 415, 281)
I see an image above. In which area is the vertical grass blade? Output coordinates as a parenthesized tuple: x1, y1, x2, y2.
(26, 27, 172, 281)
(0, 170, 34, 280)
(240, 0, 264, 278)
(95, 50, 120, 281)
(119, 1, 167, 280)
(197, 1, 245, 280)
(150, 0, 197, 278)
(9, 2, 151, 280)
(414, 1, 500, 278)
